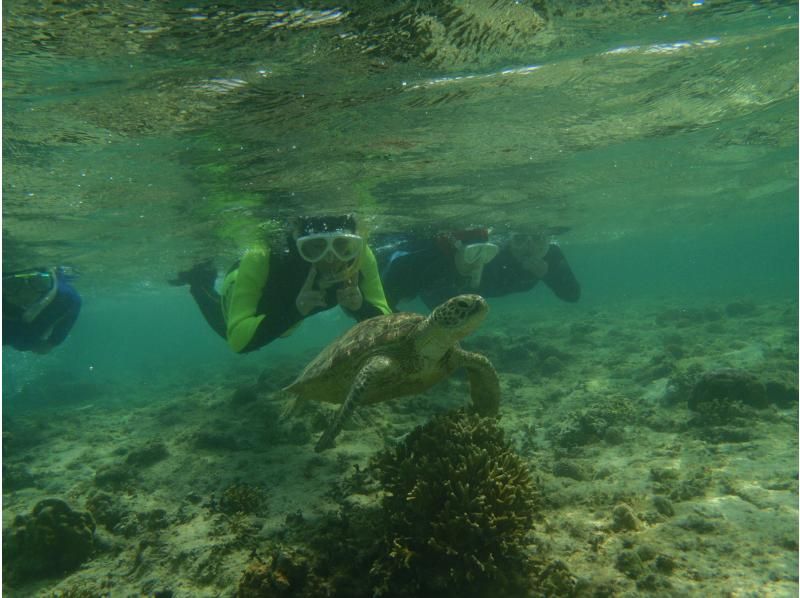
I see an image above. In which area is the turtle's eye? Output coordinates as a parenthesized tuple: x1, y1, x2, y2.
(456, 299, 470, 309)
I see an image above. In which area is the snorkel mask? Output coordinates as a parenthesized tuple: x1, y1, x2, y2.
(294, 215, 364, 285)
(2, 267, 59, 322)
(454, 241, 499, 288)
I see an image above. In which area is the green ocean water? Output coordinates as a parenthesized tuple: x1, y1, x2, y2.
(4, 0, 797, 397)
(2, 2, 799, 595)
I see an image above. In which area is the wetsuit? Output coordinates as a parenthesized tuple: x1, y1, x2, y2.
(381, 240, 580, 311)
(3, 268, 82, 352)
(188, 243, 391, 353)
(379, 237, 461, 312)
(478, 243, 581, 303)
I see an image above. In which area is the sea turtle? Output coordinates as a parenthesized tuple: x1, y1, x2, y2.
(283, 294, 501, 452)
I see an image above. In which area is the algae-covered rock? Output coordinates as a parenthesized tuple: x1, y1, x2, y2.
(764, 376, 799, 407)
(3, 498, 96, 582)
(3, 462, 36, 492)
(547, 396, 635, 448)
(611, 503, 641, 532)
(125, 440, 169, 467)
(371, 409, 541, 597)
(85, 491, 129, 531)
(236, 547, 311, 597)
(688, 368, 768, 410)
(216, 482, 267, 516)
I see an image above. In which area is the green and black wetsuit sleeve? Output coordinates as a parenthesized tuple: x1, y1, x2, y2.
(342, 245, 392, 320)
(223, 245, 272, 353)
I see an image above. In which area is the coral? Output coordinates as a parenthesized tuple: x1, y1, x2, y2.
(216, 482, 266, 516)
(228, 412, 578, 597)
(370, 409, 541, 598)
(85, 491, 129, 531)
(651, 495, 675, 518)
(689, 399, 754, 437)
(610, 503, 641, 532)
(615, 549, 645, 579)
(3, 498, 95, 583)
(650, 464, 713, 503)
(288, 502, 386, 597)
(552, 459, 589, 481)
(686, 369, 795, 441)
(547, 396, 635, 448)
(236, 547, 311, 597)
(688, 368, 768, 410)
(668, 468, 713, 503)
(764, 375, 798, 407)
(94, 463, 135, 489)
(534, 560, 578, 596)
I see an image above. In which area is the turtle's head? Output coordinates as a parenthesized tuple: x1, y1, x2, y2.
(429, 294, 489, 341)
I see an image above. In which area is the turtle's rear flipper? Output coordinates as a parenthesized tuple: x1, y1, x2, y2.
(458, 349, 501, 417)
(315, 355, 395, 452)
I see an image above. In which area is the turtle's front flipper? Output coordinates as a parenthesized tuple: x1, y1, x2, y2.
(315, 355, 396, 452)
(454, 348, 501, 417)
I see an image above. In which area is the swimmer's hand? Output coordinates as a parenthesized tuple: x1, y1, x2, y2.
(336, 276, 363, 312)
(295, 267, 327, 316)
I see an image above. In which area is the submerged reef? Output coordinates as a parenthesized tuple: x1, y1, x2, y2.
(688, 368, 769, 410)
(215, 482, 267, 516)
(234, 409, 562, 597)
(547, 396, 635, 448)
(685, 368, 778, 443)
(236, 546, 312, 597)
(371, 409, 541, 597)
(3, 498, 96, 583)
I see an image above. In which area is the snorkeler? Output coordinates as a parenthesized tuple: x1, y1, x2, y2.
(169, 214, 392, 353)
(380, 228, 580, 311)
(379, 228, 501, 311)
(478, 231, 581, 303)
(3, 266, 82, 353)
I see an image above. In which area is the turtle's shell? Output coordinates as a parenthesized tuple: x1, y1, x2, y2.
(284, 312, 431, 404)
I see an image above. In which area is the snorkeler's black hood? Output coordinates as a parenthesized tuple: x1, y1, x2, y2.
(297, 214, 357, 236)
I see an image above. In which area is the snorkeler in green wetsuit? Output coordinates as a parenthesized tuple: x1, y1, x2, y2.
(170, 215, 391, 353)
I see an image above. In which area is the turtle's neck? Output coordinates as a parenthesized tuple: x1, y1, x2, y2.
(413, 318, 459, 361)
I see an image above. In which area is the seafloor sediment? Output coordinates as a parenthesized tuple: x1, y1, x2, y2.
(3, 296, 798, 597)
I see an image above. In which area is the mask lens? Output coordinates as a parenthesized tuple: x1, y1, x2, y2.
(462, 243, 498, 265)
(297, 233, 363, 263)
(463, 244, 481, 264)
(298, 237, 330, 262)
(332, 235, 362, 261)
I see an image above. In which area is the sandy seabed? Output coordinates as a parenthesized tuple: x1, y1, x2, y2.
(3, 296, 798, 597)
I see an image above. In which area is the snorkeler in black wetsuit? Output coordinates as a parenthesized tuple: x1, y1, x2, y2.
(3, 267, 82, 353)
(380, 230, 580, 311)
(478, 234, 580, 303)
(379, 228, 496, 311)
